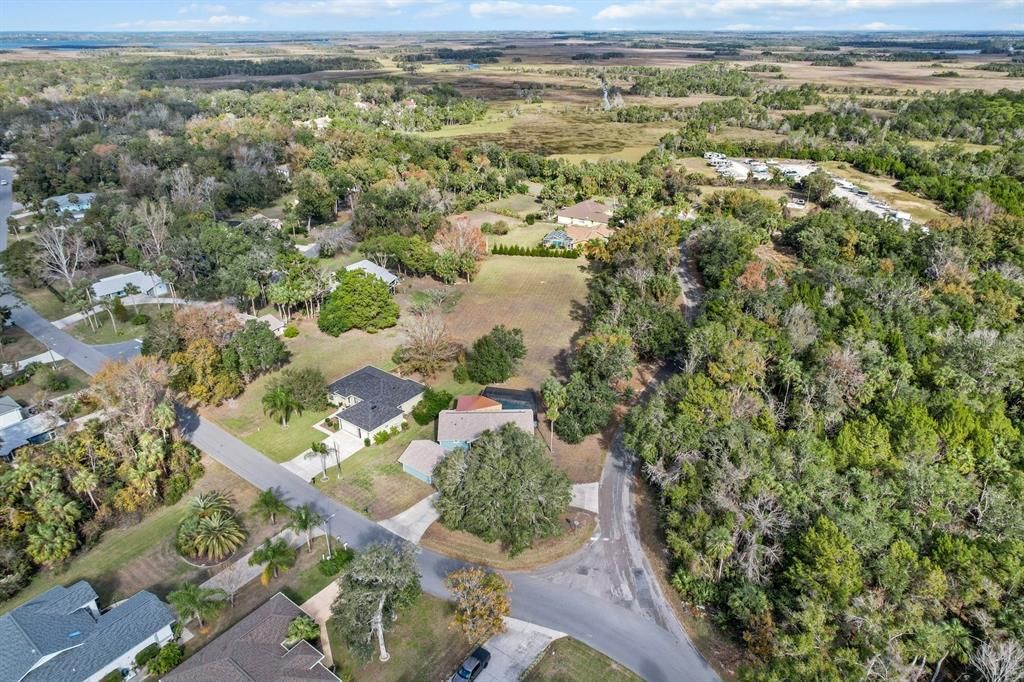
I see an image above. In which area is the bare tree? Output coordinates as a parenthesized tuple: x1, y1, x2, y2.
(396, 313, 461, 377)
(169, 167, 217, 214)
(310, 224, 355, 256)
(132, 199, 172, 262)
(970, 640, 1024, 682)
(36, 223, 93, 288)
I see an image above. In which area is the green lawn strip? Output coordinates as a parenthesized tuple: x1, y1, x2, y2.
(327, 594, 472, 682)
(522, 637, 642, 682)
(0, 501, 190, 613)
(66, 311, 155, 346)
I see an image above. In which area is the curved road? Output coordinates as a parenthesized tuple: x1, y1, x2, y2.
(0, 170, 717, 682)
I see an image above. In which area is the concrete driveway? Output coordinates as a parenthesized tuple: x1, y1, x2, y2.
(380, 492, 439, 543)
(481, 618, 565, 681)
(281, 431, 364, 481)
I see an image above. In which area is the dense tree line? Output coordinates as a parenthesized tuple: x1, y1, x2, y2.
(135, 55, 379, 81)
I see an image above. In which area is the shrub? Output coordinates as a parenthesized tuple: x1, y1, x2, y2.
(99, 671, 123, 682)
(481, 221, 510, 235)
(40, 369, 70, 392)
(147, 643, 184, 676)
(491, 243, 579, 258)
(453, 363, 469, 383)
(373, 429, 392, 444)
(163, 474, 191, 505)
(412, 388, 454, 425)
(524, 213, 539, 225)
(363, 437, 371, 447)
(135, 643, 160, 667)
(112, 298, 131, 323)
(130, 313, 151, 326)
(283, 325, 299, 338)
(318, 547, 355, 576)
(465, 326, 526, 384)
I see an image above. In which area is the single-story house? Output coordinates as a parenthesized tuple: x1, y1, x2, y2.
(162, 592, 338, 682)
(322, 366, 424, 441)
(0, 398, 65, 462)
(236, 312, 287, 336)
(542, 230, 574, 249)
(0, 394, 23, 429)
(481, 386, 538, 413)
(91, 270, 169, 300)
(556, 199, 613, 229)
(437, 408, 535, 452)
(43, 192, 95, 218)
(399, 439, 446, 484)
(455, 395, 502, 412)
(345, 260, 400, 293)
(0, 580, 175, 682)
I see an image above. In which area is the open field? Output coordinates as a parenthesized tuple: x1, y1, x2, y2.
(328, 594, 472, 682)
(0, 457, 276, 613)
(523, 637, 642, 682)
(443, 256, 589, 388)
(821, 161, 949, 223)
(489, 223, 555, 249)
(420, 508, 596, 571)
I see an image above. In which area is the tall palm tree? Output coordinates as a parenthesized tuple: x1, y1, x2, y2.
(190, 491, 234, 518)
(288, 504, 323, 553)
(152, 401, 177, 441)
(251, 487, 288, 525)
(262, 386, 301, 427)
(306, 442, 329, 481)
(191, 512, 246, 561)
(167, 583, 228, 629)
(249, 538, 297, 585)
(705, 526, 735, 581)
(71, 470, 100, 511)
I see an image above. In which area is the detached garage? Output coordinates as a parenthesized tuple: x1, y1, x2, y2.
(399, 440, 445, 484)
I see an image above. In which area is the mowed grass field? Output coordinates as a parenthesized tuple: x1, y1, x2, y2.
(443, 256, 589, 388)
(523, 638, 642, 682)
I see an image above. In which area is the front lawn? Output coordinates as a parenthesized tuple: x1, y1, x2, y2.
(66, 303, 163, 345)
(523, 637, 641, 682)
(327, 594, 472, 682)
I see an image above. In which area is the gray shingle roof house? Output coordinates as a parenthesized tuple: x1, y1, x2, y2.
(398, 439, 446, 484)
(43, 193, 96, 217)
(344, 260, 400, 292)
(324, 366, 424, 439)
(162, 592, 338, 682)
(436, 408, 535, 452)
(0, 580, 175, 682)
(0, 411, 66, 461)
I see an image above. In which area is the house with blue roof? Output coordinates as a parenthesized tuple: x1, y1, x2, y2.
(0, 580, 175, 682)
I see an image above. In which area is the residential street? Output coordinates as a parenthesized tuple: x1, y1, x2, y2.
(0, 173, 718, 682)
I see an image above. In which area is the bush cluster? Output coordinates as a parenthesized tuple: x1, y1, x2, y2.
(491, 244, 579, 258)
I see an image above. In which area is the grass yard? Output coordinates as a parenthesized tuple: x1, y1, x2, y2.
(328, 594, 472, 682)
(419, 508, 596, 571)
(205, 316, 405, 462)
(0, 457, 275, 613)
(481, 192, 541, 216)
(443, 256, 589, 388)
(66, 303, 163, 345)
(489, 223, 556, 249)
(1, 361, 90, 406)
(0, 325, 47, 363)
(523, 638, 641, 682)
(13, 283, 74, 321)
(318, 420, 436, 521)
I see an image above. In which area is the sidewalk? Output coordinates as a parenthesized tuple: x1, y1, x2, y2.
(52, 295, 200, 329)
(300, 580, 340, 668)
(200, 527, 323, 594)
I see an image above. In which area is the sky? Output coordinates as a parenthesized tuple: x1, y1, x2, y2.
(2, 0, 1022, 33)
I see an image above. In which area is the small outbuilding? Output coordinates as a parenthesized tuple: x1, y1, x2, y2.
(398, 440, 446, 484)
(345, 259, 400, 293)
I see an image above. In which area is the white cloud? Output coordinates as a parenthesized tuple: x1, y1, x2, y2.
(115, 14, 255, 29)
(594, 0, 968, 21)
(179, 3, 228, 13)
(469, 1, 576, 17)
(262, 0, 443, 16)
(722, 22, 758, 29)
(858, 20, 903, 29)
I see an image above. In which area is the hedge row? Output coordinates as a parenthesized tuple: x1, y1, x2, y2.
(491, 244, 580, 258)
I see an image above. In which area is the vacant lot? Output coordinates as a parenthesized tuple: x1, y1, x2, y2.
(67, 303, 162, 345)
(444, 256, 589, 388)
(524, 637, 641, 682)
(0, 457, 274, 613)
(328, 594, 472, 682)
(420, 508, 596, 570)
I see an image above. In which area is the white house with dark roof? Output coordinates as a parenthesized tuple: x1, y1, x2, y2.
(318, 366, 424, 441)
(0, 580, 175, 682)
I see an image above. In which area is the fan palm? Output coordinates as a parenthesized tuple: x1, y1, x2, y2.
(189, 491, 234, 518)
(288, 503, 323, 552)
(249, 538, 297, 585)
(251, 487, 289, 525)
(190, 511, 246, 561)
(262, 386, 301, 427)
(70, 470, 100, 511)
(26, 522, 77, 565)
(285, 615, 321, 646)
(167, 583, 228, 629)
(153, 401, 177, 441)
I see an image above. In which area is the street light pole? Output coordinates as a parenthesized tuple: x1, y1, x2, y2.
(321, 512, 337, 560)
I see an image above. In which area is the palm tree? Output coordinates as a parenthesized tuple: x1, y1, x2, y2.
(100, 297, 119, 334)
(153, 401, 177, 441)
(249, 538, 297, 585)
(285, 615, 321, 646)
(25, 522, 77, 565)
(262, 386, 301, 427)
(71, 470, 100, 511)
(306, 442, 329, 481)
(251, 487, 289, 525)
(705, 526, 735, 581)
(167, 583, 228, 629)
(190, 512, 246, 561)
(122, 282, 141, 312)
(288, 503, 323, 553)
(190, 491, 234, 518)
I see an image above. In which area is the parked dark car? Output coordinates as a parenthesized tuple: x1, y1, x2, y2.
(452, 647, 491, 681)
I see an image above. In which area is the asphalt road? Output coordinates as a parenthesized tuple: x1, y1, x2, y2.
(0, 166, 12, 252)
(0, 169, 718, 681)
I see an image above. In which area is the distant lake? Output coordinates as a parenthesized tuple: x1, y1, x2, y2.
(0, 33, 334, 51)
